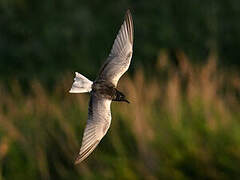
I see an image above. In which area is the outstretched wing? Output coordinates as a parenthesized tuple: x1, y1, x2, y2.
(97, 10, 134, 87)
(75, 94, 112, 164)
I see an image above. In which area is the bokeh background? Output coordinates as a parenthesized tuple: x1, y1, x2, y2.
(1, 1, 240, 179)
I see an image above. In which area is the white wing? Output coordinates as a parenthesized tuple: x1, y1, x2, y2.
(97, 10, 134, 87)
(75, 94, 112, 164)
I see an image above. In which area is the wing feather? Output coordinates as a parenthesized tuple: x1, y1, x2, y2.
(75, 95, 112, 164)
(97, 10, 134, 87)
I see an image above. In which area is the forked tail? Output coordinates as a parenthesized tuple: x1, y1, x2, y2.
(69, 72, 93, 93)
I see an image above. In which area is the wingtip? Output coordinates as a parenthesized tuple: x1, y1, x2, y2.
(74, 158, 81, 165)
(125, 9, 132, 19)
(124, 9, 134, 45)
(74, 153, 84, 165)
(74, 140, 100, 165)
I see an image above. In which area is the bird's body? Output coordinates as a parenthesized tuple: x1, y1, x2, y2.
(69, 10, 133, 164)
(92, 80, 116, 100)
(91, 80, 129, 103)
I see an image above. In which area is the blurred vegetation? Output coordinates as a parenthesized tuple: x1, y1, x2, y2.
(1, 0, 240, 179)
(1, 0, 240, 86)
(1, 51, 240, 179)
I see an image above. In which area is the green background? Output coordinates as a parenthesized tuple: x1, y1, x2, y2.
(1, 0, 240, 179)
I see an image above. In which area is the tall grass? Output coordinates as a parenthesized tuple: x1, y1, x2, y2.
(1, 51, 240, 179)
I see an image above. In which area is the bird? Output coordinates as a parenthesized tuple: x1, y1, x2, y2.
(69, 10, 133, 164)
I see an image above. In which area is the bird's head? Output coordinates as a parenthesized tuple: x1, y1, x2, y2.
(115, 90, 130, 103)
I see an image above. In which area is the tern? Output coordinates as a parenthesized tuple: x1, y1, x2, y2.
(69, 10, 133, 164)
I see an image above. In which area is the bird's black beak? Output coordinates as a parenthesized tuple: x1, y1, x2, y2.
(124, 98, 130, 103)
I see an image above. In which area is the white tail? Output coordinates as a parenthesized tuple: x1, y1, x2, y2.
(69, 72, 93, 93)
